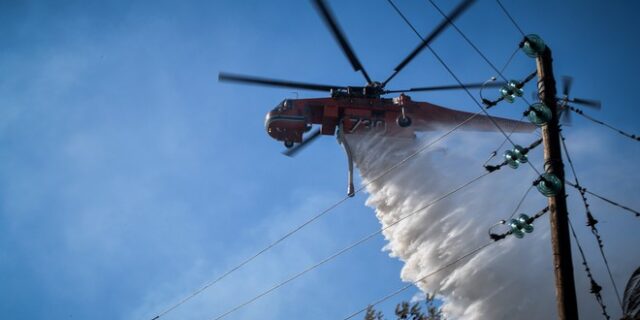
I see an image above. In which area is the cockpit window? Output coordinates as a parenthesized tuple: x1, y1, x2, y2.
(271, 99, 292, 112)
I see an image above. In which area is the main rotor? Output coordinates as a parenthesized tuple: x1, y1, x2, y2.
(219, 0, 502, 99)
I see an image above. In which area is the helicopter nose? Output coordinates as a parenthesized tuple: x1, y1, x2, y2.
(264, 110, 307, 143)
(264, 111, 277, 131)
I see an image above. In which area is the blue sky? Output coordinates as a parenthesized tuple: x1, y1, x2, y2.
(1, 1, 639, 319)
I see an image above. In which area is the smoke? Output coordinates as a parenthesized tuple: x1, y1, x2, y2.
(347, 127, 635, 320)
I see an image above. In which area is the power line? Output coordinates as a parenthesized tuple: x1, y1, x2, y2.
(564, 182, 640, 219)
(495, 0, 526, 37)
(487, 184, 534, 239)
(567, 105, 640, 142)
(361, 111, 485, 196)
(155, 3, 635, 319)
(384, 2, 629, 319)
(150, 109, 491, 319)
(421, 4, 612, 317)
(402, 0, 539, 164)
(500, 46, 521, 75)
(480, 71, 537, 109)
(428, 0, 506, 82)
(153, 66, 515, 317)
(568, 218, 611, 320)
(481, 102, 535, 165)
(509, 184, 534, 221)
(426, 0, 544, 165)
(149, 195, 352, 320)
(345, 205, 549, 320)
(458, 0, 537, 112)
(188, 60, 531, 320)
(561, 132, 624, 309)
(483, 137, 542, 173)
(493, 0, 637, 146)
(387, 0, 542, 178)
(342, 241, 493, 320)
(210, 171, 493, 320)
(490, 206, 549, 241)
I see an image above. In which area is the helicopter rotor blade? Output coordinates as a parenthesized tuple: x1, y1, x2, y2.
(562, 75, 573, 96)
(383, 0, 476, 86)
(560, 104, 573, 125)
(569, 97, 602, 109)
(384, 80, 505, 94)
(282, 129, 322, 157)
(312, 0, 373, 85)
(219, 72, 343, 92)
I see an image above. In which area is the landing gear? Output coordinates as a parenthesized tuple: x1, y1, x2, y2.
(396, 116, 412, 127)
(284, 140, 294, 148)
(396, 107, 412, 128)
(337, 121, 355, 197)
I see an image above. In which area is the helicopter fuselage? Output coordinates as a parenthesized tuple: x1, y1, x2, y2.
(265, 93, 534, 146)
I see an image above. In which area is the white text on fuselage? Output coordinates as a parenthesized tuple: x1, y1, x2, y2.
(349, 117, 386, 133)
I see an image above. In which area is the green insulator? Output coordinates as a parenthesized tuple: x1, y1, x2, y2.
(507, 80, 524, 97)
(510, 219, 525, 239)
(536, 173, 563, 197)
(504, 149, 520, 169)
(521, 34, 546, 58)
(527, 102, 552, 126)
(500, 86, 516, 103)
(513, 145, 528, 164)
(504, 145, 528, 169)
(517, 213, 531, 224)
(518, 154, 528, 165)
(500, 80, 522, 103)
(517, 214, 534, 233)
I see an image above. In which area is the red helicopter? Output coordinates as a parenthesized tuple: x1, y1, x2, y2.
(219, 0, 535, 196)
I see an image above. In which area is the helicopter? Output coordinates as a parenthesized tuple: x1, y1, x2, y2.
(219, 0, 536, 197)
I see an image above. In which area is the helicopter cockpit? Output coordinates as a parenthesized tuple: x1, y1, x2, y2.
(264, 99, 307, 148)
(270, 99, 293, 113)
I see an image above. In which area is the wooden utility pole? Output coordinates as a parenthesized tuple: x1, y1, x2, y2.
(536, 46, 579, 319)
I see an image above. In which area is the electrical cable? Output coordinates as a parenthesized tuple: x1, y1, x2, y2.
(508, 184, 534, 221)
(568, 218, 611, 320)
(342, 241, 493, 320)
(480, 72, 540, 164)
(489, 206, 548, 241)
(428, 0, 505, 83)
(567, 105, 640, 142)
(483, 136, 541, 174)
(495, 0, 526, 37)
(388, 5, 621, 318)
(167, 65, 505, 318)
(387, 2, 629, 319)
(481, 71, 536, 109)
(149, 195, 352, 320)
(359, 111, 484, 195)
(427, 0, 542, 165)
(481, 116, 525, 166)
(493, 0, 637, 147)
(152, 79, 503, 319)
(210, 171, 493, 320)
(156, 3, 634, 319)
(156, 2, 511, 317)
(428, 0, 533, 94)
(564, 182, 640, 219)
(345, 205, 549, 320)
(386, 0, 542, 179)
(500, 46, 520, 75)
(150, 108, 491, 319)
(561, 132, 624, 309)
